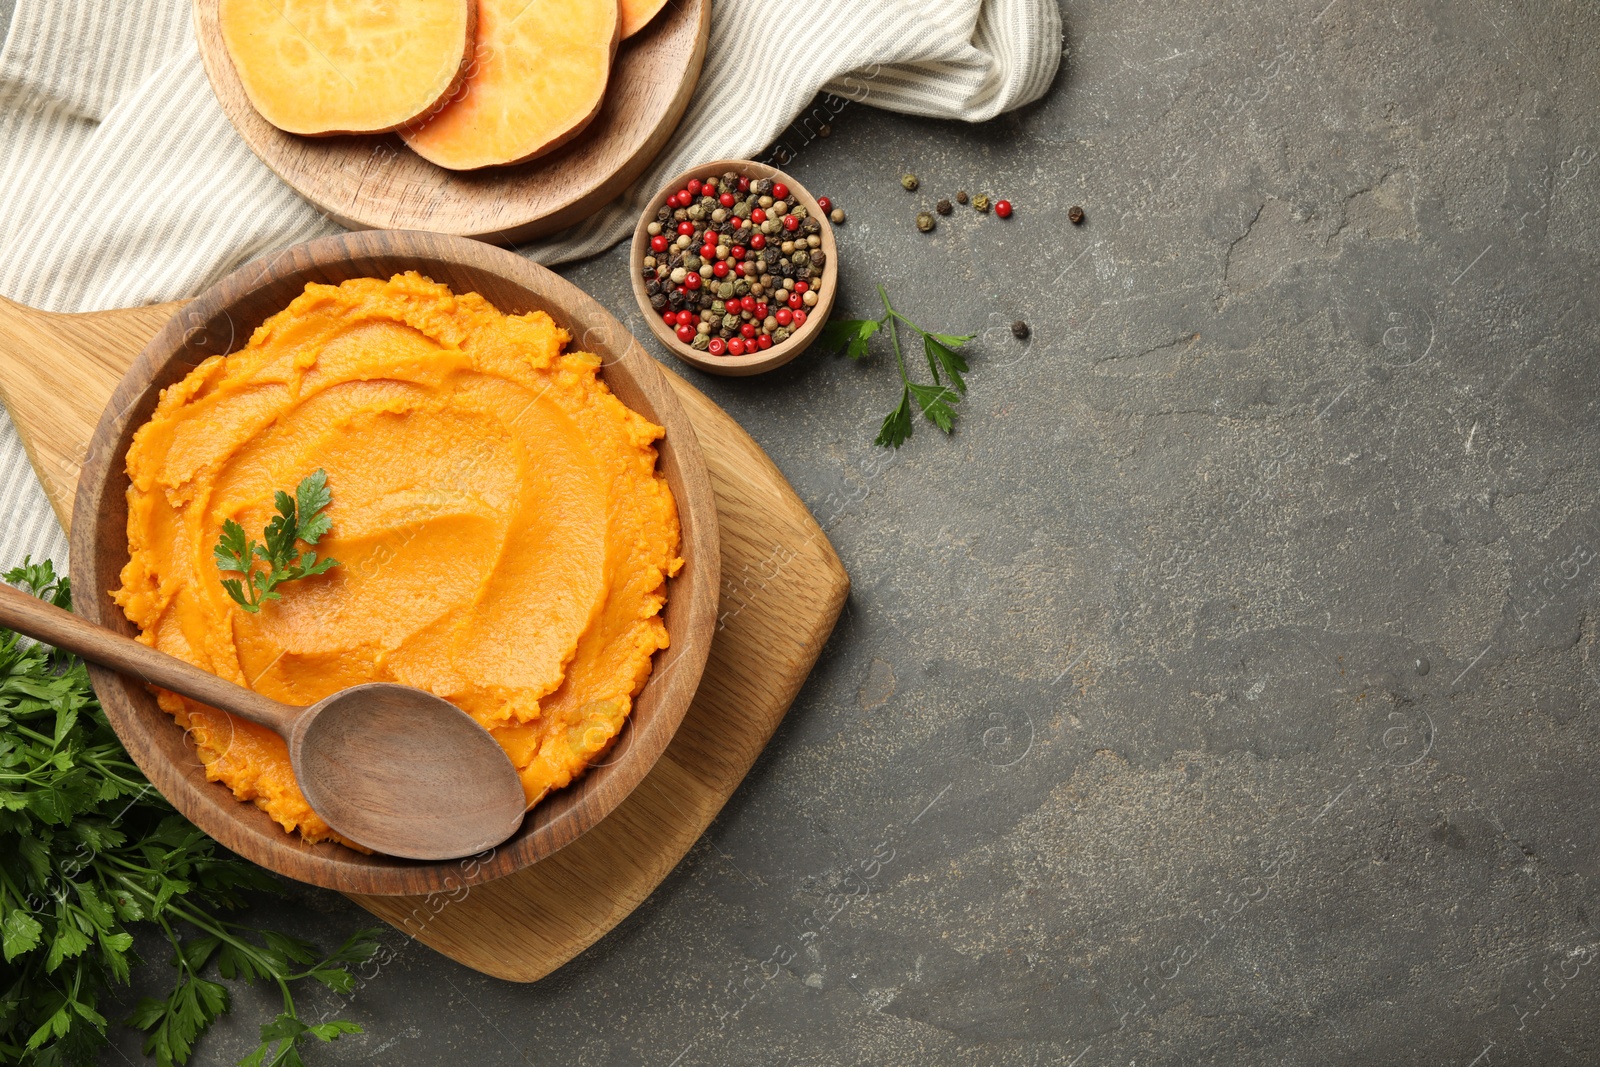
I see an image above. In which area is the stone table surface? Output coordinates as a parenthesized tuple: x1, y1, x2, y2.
(96, 1, 1600, 1064)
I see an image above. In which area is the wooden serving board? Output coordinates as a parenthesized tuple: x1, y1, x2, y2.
(194, 0, 710, 244)
(0, 294, 848, 982)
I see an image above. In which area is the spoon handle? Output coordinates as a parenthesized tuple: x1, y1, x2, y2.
(0, 583, 302, 735)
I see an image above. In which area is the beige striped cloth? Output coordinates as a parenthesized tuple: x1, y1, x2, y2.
(0, 0, 1060, 567)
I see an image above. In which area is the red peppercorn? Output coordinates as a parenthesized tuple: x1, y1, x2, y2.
(677, 220, 695, 235)
(737, 177, 750, 192)
(751, 208, 767, 224)
(757, 334, 773, 350)
(738, 295, 754, 313)
(771, 182, 789, 200)
(791, 308, 807, 326)
(782, 214, 800, 232)
(995, 199, 1013, 218)
(720, 192, 736, 207)
(675, 323, 694, 342)
(775, 308, 793, 326)
(707, 337, 727, 356)
(687, 178, 702, 197)
(754, 302, 769, 320)
(741, 322, 758, 339)
(650, 234, 668, 253)
(730, 245, 746, 259)
(728, 337, 746, 355)
(677, 310, 695, 325)
(750, 233, 767, 250)
(817, 196, 832, 214)
(684, 273, 702, 290)
(661, 311, 676, 326)
(794, 280, 809, 294)
(675, 285, 685, 295)
(787, 293, 803, 310)
(712, 261, 729, 278)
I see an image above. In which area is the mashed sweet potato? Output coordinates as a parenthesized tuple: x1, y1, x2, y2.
(114, 273, 681, 845)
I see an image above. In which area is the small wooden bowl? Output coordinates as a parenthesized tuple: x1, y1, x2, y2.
(69, 231, 720, 897)
(630, 159, 838, 376)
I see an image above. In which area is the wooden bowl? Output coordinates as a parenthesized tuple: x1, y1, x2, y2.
(630, 159, 839, 377)
(193, 0, 710, 244)
(69, 231, 720, 897)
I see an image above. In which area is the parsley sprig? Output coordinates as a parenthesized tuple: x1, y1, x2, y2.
(214, 471, 339, 613)
(820, 285, 976, 448)
(0, 559, 377, 1067)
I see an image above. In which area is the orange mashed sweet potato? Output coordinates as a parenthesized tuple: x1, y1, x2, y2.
(113, 273, 681, 845)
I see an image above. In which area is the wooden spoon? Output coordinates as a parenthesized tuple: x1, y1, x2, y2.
(0, 583, 527, 860)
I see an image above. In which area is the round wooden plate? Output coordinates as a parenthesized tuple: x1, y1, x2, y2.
(632, 160, 839, 376)
(69, 231, 720, 897)
(193, 0, 710, 245)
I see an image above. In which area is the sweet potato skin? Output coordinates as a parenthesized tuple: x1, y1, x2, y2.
(402, 0, 621, 170)
(620, 0, 671, 38)
(219, 0, 476, 137)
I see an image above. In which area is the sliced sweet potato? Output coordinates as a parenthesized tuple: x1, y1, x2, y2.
(403, 0, 620, 170)
(621, 0, 671, 38)
(218, 0, 475, 136)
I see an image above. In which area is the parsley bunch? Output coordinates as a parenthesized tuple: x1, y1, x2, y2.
(214, 471, 339, 613)
(821, 286, 976, 448)
(0, 559, 377, 1066)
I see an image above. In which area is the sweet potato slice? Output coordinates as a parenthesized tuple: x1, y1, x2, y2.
(402, 0, 620, 170)
(621, 0, 671, 38)
(218, 0, 475, 136)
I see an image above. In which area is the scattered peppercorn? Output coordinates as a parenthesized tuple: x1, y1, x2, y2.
(994, 199, 1013, 219)
(1011, 320, 1030, 339)
(901, 173, 920, 192)
(916, 211, 935, 233)
(972, 194, 991, 213)
(1068, 205, 1085, 225)
(955, 190, 969, 204)
(935, 198, 952, 215)
(830, 207, 846, 224)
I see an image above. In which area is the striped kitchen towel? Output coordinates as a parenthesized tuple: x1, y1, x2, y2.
(0, 0, 1061, 565)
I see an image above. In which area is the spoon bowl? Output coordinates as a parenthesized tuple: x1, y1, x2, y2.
(293, 684, 528, 860)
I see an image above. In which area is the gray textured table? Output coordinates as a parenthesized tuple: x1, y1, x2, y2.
(92, 2, 1600, 1064)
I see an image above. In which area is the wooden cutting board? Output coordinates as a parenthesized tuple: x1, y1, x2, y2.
(0, 293, 848, 982)
(193, 0, 710, 243)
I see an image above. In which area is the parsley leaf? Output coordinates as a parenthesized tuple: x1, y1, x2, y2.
(874, 387, 915, 449)
(213, 471, 340, 613)
(822, 288, 979, 447)
(0, 559, 377, 1066)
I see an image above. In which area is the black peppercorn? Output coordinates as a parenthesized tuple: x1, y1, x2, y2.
(955, 190, 969, 204)
(1011, 320, 1030, 339)
(1068, 205, 1085, 225)
(936, 199, 952, 215)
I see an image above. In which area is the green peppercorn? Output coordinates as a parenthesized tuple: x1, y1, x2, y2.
(972, 195, 990, 213)
(691, 334, 711, 351)
(901, 173, 919, 192)
(916, 211, 935, 233)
